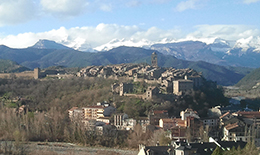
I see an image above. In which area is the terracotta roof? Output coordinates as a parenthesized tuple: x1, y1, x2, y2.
(235, 111, 260, 118)
(225, 122, 239, 130)
(219, 111, 230, 119)
(82, 106, 105, 109)
(68, 107, 78, 112)
(154, 110, 168, 114)
(161, 118, 186, 127)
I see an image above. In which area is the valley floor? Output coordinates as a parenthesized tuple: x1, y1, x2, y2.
(0, 141, 138, 155)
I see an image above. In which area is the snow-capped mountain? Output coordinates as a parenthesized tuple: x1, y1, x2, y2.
(93, 38, 154, 51)
(233, 36, 260, 52)
(208, 38, 231, 52)
(28, 36, 260, 68)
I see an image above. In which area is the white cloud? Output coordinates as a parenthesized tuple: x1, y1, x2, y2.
(0, 0, 37, 26)
(0, 24, 182, 50)
(243, 0, 260, 4)
(0, 24, 259, 50)
(40, 0, 89, 17)
(185, 25, 260, 44)
(175, 0, 205, 12)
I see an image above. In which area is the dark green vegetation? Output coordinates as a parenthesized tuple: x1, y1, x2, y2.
(0, 76, 228, 148)
(0, 59, 30, 73)
(211, 142, 258, 155)
(0, 45, 252, 85)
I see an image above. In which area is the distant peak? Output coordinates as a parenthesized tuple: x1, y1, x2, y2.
(31, 39, 72, 50)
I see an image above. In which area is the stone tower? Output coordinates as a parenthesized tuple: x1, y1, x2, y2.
(151, 52, 158, 67)
(34, 68, 40, 79)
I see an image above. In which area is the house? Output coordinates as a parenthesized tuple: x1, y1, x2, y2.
(82, 105, 115, 120)
(138, 140, 247, 155)
(138, 144, 174, 155)
(68, 107, 79, 119)
(68, 103, 115, 122)
(174, 140, 247, 155)
(82, 106, 105, 120)
(68, 107, 84, 121)
(145, 86, 160, 100)
(223, 121, 247, 142)
(180, 108, 200, 120)
(119, 82, 134, 96)
(221, 111, 260, 146)
(114, 113, 129, 129)
(175, 143, 198, 155)
(149, 110, 169, 125)
(159, 118, 186, 130)
(201, 117, 219, 127)
(201, 116, 220, 138)
(173, 79, 193, 95)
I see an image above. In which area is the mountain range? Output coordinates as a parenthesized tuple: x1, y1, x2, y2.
(91, 37, 260, 68)
(0, 40, 254, 86)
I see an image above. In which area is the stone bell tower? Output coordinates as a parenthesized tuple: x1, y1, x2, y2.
(151, 52, 158, 67)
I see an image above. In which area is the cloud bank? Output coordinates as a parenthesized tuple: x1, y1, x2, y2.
(0, 24, 259, 50)
(40, 0, 89, 18)
(0, 0, 37, 25)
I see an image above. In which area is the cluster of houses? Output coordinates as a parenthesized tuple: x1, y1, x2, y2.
(110, 67, 202, 99)
(77, 53, 202, 96)
(67, 100, 260, 154)
(68, 98, 260, 144)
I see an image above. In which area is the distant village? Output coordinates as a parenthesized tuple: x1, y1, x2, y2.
(1, 52, 260, 154)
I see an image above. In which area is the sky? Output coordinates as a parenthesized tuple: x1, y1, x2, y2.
(0, 0, 260, 49)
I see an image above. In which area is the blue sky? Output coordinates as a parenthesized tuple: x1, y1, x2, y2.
(0, 0, 260, 49)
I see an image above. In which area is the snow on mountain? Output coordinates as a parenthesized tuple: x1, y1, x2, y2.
(93, 38, 154, 51)
(213, 38, 230, 46)
(30, 36, 260, 55)
(61, 38, 94, 52)
(233, 36, 260, 52)
(209, 38, 231, 52)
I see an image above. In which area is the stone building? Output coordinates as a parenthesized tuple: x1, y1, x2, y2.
(173, 79, 193, 95)
(145, 86, 160, 100)
(119, 82, 134, 96)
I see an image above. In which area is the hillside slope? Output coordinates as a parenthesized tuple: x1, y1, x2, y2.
(0, 45, 250, 85)
(236, 67, 260, 88)
(0, 59, 30, 73)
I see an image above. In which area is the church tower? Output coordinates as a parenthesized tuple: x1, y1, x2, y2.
(151, 52, 158, 67)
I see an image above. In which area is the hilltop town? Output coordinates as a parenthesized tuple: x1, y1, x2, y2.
(0, 52, 259, 155)
(66, 53, 260, 154)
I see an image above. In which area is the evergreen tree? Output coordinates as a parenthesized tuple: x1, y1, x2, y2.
(212, 146, 223, 155)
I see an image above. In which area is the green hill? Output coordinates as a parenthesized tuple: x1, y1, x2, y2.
(0, 59, 30, 73)
(236, 67, 260, 88)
